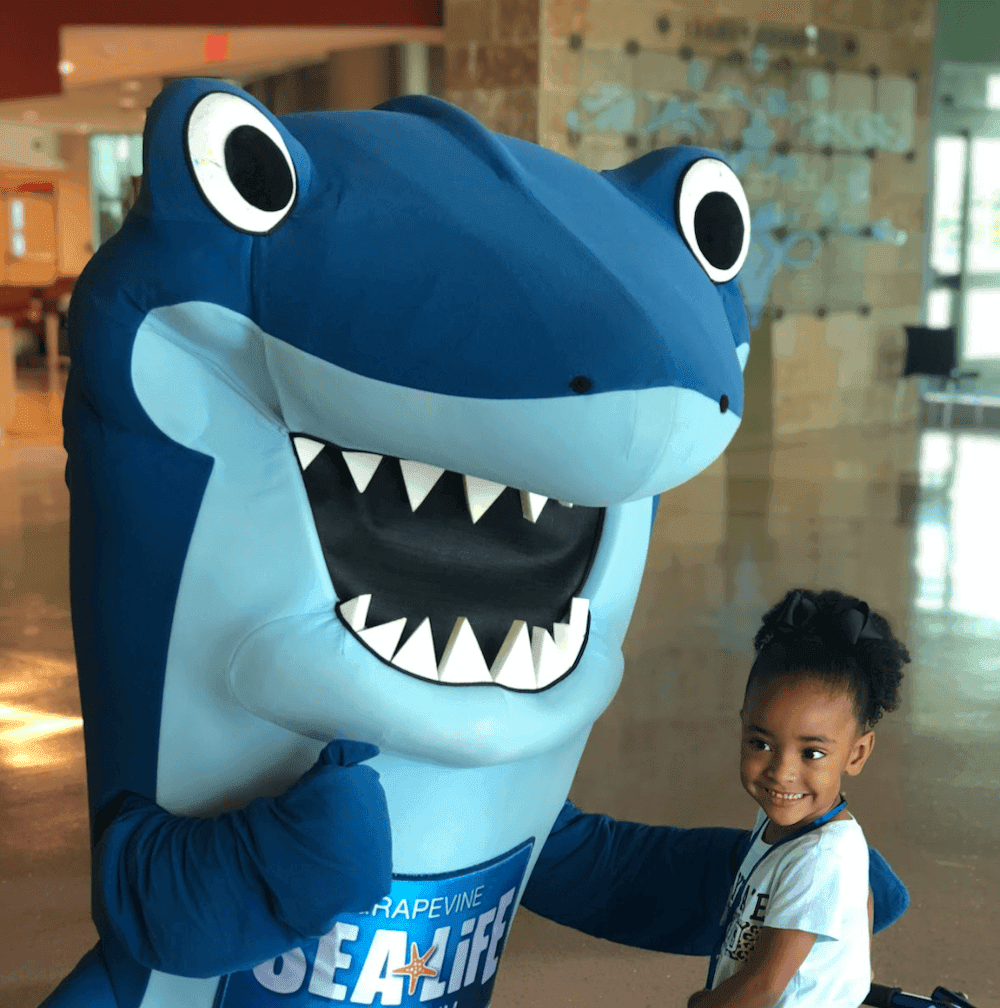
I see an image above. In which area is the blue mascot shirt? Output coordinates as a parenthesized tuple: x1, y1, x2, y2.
(217, 841, 532, 1007)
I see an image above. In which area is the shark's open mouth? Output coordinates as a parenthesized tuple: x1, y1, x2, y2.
(291, 435, 604, 691)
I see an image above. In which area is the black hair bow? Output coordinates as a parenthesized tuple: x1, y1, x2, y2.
(756, 590, 885, 654)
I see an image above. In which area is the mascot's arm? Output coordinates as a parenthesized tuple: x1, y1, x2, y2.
(522, 801, 909, 955)
(93, 740, 391, 978)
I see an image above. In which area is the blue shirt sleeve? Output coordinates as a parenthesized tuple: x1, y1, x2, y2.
(522, 802, 909, 955)
(522, 801, 747, 955)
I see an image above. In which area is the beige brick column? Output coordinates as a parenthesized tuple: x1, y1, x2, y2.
(443, 0, 541, 141)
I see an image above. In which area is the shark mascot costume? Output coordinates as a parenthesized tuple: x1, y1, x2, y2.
(46, 78, 907, 1008)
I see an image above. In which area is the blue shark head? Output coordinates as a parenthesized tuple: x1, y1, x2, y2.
(65, 78, 750, 817)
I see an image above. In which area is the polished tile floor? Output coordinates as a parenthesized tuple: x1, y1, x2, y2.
(1, 370, 998, 1008)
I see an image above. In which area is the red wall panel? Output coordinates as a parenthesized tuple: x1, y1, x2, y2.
(1, 0, 443, 102)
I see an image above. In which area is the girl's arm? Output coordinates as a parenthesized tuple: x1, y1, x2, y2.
(689, 888, 877, 1005)
(869, 887, 875, 980)
(687, 927, 818, 1008)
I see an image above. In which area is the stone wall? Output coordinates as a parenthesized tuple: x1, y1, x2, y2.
(445, 0, 936, 434)
(443, 0, 541, 142)
(549, 0, 936, 434)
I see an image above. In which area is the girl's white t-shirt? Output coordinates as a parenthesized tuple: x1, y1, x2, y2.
(711, 808, 871, 1008)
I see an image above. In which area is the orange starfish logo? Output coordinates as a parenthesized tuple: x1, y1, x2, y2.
(392, 942, 439, 996)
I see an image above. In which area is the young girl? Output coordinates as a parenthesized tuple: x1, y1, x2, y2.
(688, 588, 910, 1008)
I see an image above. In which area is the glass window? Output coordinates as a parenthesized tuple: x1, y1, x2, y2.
(986, 74, 1000, 110)
(9, 199, 25, 258)
(929, 135, 968, 276)
(88, 133, 143, 249)
(963, 288, 1000, 360)
(967, 138, 1000, 273)
(926, 288, 953, 328)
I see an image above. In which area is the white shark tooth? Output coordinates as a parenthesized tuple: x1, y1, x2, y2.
(491, 620, 536, 690)
(552, 597, 589, 658)
(391, 617, 438, 680)
(531, 626, 565, 689)
(293, 436, 325, 472)
(463, 475, 507, 523)
(569, 596, 589, 627)
(399, 459, 446, 511)
(339, 594, 371, 632)
(558, 501, 574, 507)
(357, 617, 408, 661)
(342, 451, 383, 493)
(520, 491, 549, 523)
(552, 622, 572, 654)
(438, 618, 493, 684)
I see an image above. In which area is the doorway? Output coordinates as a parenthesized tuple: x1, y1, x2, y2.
(926, 62, 1000, 392)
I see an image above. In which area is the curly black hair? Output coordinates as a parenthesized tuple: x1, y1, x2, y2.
(746, 588, 910, 734)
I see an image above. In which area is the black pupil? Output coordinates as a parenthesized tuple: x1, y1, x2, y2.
(694, 191, 744, 270)
(224, 125, 293, 212)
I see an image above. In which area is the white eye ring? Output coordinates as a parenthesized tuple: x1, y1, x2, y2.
(676, 158, 751, 284)
(185, 91, 297, 235)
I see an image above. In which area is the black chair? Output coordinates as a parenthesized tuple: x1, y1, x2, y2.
(893, 326, 981, 430)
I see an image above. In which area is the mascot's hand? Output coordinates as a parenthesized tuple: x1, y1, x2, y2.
(93, 740, 392, 978)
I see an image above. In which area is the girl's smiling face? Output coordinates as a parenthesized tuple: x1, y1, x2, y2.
(740, 673, 875, 841)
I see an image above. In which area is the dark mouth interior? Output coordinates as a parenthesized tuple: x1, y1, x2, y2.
(295, 437, 605, 669)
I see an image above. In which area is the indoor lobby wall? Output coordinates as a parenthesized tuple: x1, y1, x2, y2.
(543, 0, 935, 437)
(242, 46, 403, 115)
(444, 0, 541, 141)
(445, 0, 937, 437)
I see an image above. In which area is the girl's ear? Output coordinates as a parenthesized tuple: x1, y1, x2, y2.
(845, 731, 875, 776)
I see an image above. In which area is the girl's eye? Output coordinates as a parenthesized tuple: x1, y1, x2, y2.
(746, 739, 825, 760)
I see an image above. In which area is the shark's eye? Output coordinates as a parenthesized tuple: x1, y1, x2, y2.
(185, 91, 297, 235)
(675, 157, 751, 284)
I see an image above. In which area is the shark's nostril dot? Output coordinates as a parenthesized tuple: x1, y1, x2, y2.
(719, 394, 729, 413)
(569, 376, 591, 394)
